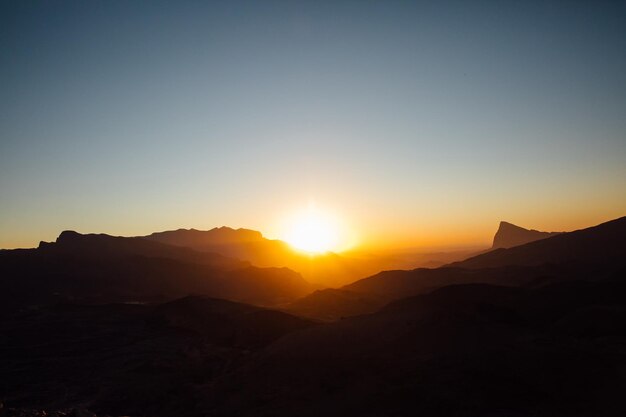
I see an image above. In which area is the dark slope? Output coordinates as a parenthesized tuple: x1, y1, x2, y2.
(204, 280, 626, 417)
(0, 231, 312, 309)
(0, 297, 316, 417)
(282, 288, 387, 321)
(285, 216, 626, 321)
(492, 221, 561, 249)
(154, 296, 316, 348)
(343, 266, 548, 299)
(286, 266, 554, 320)
(450, 216, 626, 269)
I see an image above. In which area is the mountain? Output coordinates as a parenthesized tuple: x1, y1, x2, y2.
(153, 296, 316, 348)
(40, 230, 247, 269)
(450, 216, 626, 269)
(203, 279, 626, 417)
(344, 265, 551, 299)
(145, 227, 381, 287)
(144, 227, 477, 287)
(145, 227, 272, 260)
(284, 216, 626, 320)
(0, 231, 313, 309)
(492, 221, 561, 249)
(282, 288, 387, 321)
(3, 217, 626, 416)
(286, 265, 563, 321)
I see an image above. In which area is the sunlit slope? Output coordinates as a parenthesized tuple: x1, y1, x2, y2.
(145, 227, 388, 287)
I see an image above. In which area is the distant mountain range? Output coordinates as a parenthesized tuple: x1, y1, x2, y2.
(1, 216, 625, 416)
(0, 230, 312, 309)
(144, 227, 375, 287)
(143, 227, 473, 286)
(285, 216, 626, 320)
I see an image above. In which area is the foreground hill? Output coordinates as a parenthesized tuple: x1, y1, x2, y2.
(0, 297, 316, 417)
(2, 216, 625, 416)
(283, 288, 388, 321)
(0, 231, 313, 309)
(204, 279, 626, 417)
(492, 221, 561, 249)
(284, 264, 590, 320)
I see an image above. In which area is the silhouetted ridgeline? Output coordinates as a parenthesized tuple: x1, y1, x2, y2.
(209, 279, 626, 417)
(450, 216, 626, 269)
(144, 226, 382, 286)
(1, 216, 625, 416)
(285, 217, 626, 320)
(0, 230, 312, 309)
(492, 221, 561, 249)
(143, 226, 474, 286)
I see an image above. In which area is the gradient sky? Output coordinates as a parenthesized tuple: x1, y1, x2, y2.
(1, 1, 625, 249)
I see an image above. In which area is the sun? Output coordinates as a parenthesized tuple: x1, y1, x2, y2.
(284, 206, 342, 254)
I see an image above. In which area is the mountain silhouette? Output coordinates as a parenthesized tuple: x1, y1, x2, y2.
(492, 221, 561, 249)
(143, 227, 474, 287)
(153, 295, 316, 348)
(145, 227, 383, 286)
(285, 216, 626, 320)
(0, 231, 312, 309)
(204, 279, 626, 417)
(283, 288, 387, 321)
(3, 216, 626, 416)
(41, 230, 247, 269)
(450, 216, 626, 269)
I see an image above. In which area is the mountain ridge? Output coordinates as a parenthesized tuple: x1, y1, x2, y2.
(450, 216, 626, 269)
(492, 221, 561, 249)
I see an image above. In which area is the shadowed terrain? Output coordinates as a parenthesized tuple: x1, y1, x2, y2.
(284, 217, 625, 320)
(0, 231, 313, 310)
(204, 280, 626, 417)
(144, 227, 474, 286)
(1, 217, 625, 416)
(0, 297, 316, 417)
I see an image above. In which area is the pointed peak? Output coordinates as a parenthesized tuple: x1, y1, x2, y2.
(498, 221, 526, 230)
(493, 221, 560, 249)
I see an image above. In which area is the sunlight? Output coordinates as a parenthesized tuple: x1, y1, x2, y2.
(284, 205, 342, 254)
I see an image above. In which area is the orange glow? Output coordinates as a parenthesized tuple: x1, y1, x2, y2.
(282, 205, 348, 254)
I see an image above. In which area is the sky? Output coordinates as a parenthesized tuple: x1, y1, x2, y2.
(1, 1, 625, 250)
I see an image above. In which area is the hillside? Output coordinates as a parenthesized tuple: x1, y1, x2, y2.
(450, 216, 626, 269)
(0, 231, 313, 309)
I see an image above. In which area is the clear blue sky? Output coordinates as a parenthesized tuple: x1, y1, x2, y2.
(1, 1, 625, 249)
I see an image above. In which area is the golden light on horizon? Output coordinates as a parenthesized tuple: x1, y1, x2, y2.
(282, 205, 347, 254)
